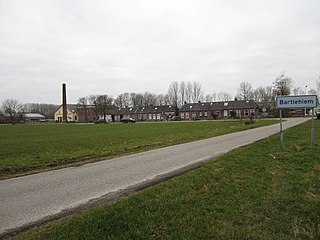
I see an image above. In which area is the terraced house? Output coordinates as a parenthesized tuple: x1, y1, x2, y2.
(113, 105, 177, 122)
(74, 101, 260, 123)
(179, 100, 259, 120)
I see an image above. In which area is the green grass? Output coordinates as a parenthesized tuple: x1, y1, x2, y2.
(0, 120, 276, 179)
(12, 120, 320, 240)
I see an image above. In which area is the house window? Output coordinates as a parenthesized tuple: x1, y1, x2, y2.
(204, 112, 208, 117)
(236, 110, 241, 117)
(199, 112, 203, 117)
(181, 113, 185, 119)
(250, 109, 255, 116)
(185, 112, 189, 118)
(224, 102, 228, 106)
(244, 109, 249, 116)
(148, 114, 152, 119)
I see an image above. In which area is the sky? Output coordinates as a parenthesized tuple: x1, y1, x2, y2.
(1, 0, 320, 105)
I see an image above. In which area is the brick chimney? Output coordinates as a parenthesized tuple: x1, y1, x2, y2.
(62, 83, 67, 122)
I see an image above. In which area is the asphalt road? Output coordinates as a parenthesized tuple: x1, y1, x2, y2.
(0, 118, 309, 236)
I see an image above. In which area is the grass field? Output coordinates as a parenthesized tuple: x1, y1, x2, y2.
(11, 120, 320, 240)
(0, 120, 277, 179)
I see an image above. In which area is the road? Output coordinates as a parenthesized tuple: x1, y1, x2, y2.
(0, 118, 309, 236)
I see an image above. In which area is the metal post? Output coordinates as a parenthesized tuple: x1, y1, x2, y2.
(280, 109, 284, 150)
(305, 86, 307, 117)
(311, 108, 315, 148)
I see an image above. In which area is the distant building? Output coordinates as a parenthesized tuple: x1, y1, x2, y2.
(136, 105, 177, 121)
(23, 113, 45, 122)
(77, 105, 97, 123)
(54, 104, 78, 122)
(77, 105, 118, 123)
(179, 100, 259, 120)
(75, 100, 261, 123)
(113, 107, 138, 122)
(112, 105, 177, 122)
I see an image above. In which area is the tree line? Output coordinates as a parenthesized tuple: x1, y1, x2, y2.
(78, 81, 235, 110)
(78, 73, 319, 109)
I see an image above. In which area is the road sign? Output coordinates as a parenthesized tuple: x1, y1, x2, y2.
(275, 95, 318, 150)
(276, 95, 318, 109)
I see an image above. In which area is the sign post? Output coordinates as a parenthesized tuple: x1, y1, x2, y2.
(312, 108, 315, 148)
(279, 109, 284, 150)
(276, 95, 318, 149)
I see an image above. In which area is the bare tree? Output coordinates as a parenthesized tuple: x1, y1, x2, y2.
(251, 86, 266, 102)
(179, 81, 186, 104)
(272, 73, 293, 97)
(2, 98, 23, 124)
(212, 92, 217, 102)
(122, 93, 131, 107)
(192, 81, 203, 103)
(156, 94, 165, 106)
(308, 89, 317, 95)
(205, 94, 213, 102)
(167, 81, 179, 107)
(217, 92, 232, 101)
(142, 92, 157, 106)
(164, 94, 170, 105)
(185, 81, 193, 103)
(251, 88, 260, 102)
(130, 93, 144, 107)
(238, 81, 253, 100)
(264, 86, 274, 102)
(293, 87, 304, 95)
(114, 93, 131, 108)
(114, 95, 125, 108)
(97, 95, 113, 121)
(78, 97, 88, 122)
(89, 95, 113, 122)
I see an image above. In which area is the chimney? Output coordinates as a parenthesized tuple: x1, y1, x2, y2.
(62, 83, 67, 122)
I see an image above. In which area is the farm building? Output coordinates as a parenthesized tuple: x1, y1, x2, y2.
(54, 104, 78, 122)
(22, 113, 45, 122)
(179, 100, 259, 120)
(112, 105, 177, 122)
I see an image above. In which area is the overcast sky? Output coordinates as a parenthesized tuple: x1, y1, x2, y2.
(1, 0, 320, 105)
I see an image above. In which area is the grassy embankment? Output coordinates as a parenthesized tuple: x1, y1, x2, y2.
(0, 120, 276, 179)
(11, 120, 320, 240)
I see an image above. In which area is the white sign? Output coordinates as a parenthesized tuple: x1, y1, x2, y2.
(276, 95, 318, 109)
